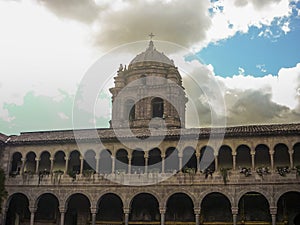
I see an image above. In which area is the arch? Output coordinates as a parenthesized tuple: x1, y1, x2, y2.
(131, 149, 145, 174)
(200, 192, 232, 223)
(68, 150, 81, 174)
(293, 143, 300, 167)
(238, 192, 271, 222)
(255, 144, 270, 167)
(199, 146, 215, 172)
(24, 151, 36, 173)
(83, 149, 96, 172)
(148, 148, 162, 173)
(39, 151, 51, 172)
(165, 147, 179, 173)
(53, 150, 66, 172)
(125, 99, 135, 121)
(97, 193, 123, 221)
(182, 147, 197, 171)
(99, 149, 112, 174)
(130, 193, 160, 222)
(152, 97, 164, 118)
(274, 143, 290, 167)
(115, 149, 128, 173)
(277, 191, 300, 223)
(5, 193, 30, 225)
(218, 145, 233, 170)
(35, 193, 60, 222)
(10, 152, 22, 175)
(236, 145, 251, 168)
(165, 193, 194, 222)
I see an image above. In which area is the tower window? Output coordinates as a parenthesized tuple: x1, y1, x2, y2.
(152, 98, 164, 118)
(125, 99, 135, 120)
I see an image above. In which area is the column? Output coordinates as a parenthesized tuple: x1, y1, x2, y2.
(80, 156, 84, 175)
(91, 207, 98, 225)
(124, 208, 130, 225)
(59, 207, 66, 225)
(289, 150, 294, 169)
(145, 153, 149, 174)
(214, 155, 218, 171)
(2, 207, 8, 225)
(194, 207, 201, 225)
(50, 157, 54, 173)
(160, 208, 166, 225)
(112, 156, 115, 174)
(270, 207, 277, 225)
(232, 152, 237, 170)
(29, 207, 36, 225)
(95, 157, 100, 174)
(20, 158, 26, 175)
(128, 156, 132, 174)
(269, 151, 274, 171)
(251, 150, 255, 170)
(178, 153, 183, 173)
(196, 153, 200, 173)
(161, 154, 165, 174)
(231, 207, 238, 225)
(35, 158, 40, 174)
(64, 157, 69, 175)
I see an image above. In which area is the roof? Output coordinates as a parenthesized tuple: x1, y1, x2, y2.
(5, 123, 300, 145)
(0, 133, 8, 143)
(129, 41, 174, 66)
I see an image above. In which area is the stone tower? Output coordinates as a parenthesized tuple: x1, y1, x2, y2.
(109, 40, 188, 129)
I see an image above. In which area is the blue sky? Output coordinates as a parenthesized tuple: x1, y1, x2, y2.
(0, 0, 300, 135)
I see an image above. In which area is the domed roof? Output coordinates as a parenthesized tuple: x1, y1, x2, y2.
(129, 41, 174, 66)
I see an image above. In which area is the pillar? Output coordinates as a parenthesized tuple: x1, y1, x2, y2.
(80, 156, 84, 175)
(91, 207, 98, 225)
(20, 158, 26, 175)
(196, 153, 200, 173)
(232, 152, 237, 170)
(35, 158, 40, 174)
(128, 156, 132, 174)
(145, 153, 149, 174)
(179, 154, 183, 173)
(161, 154, 165, 174)
(270, 207, 277, 225)
(112, 156, 115, 174)
(160, 208, 166, 225)
(59, 207, 66, 225)
(2, 207, 8, 225)
(251, 150, 255, 170)
(232, 207, 238, 225)
(194, 207, 201, 225)
(289, 150, 294, 169)
(124, 208, 130, 225)
(29, 207, 36, 225)
(269, 151, 274, 171)
(64, 156, 69, 175)
(50, 157, 54, 173)
(96, 157, 100, 174)
(214, 154, 218, 171)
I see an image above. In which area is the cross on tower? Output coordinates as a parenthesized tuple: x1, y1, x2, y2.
(149, 32, 155, 40)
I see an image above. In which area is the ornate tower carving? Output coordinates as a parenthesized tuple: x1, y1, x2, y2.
(110, 40, 187, 129)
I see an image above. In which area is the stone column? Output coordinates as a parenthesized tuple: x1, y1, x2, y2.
(59, 207, 66, 225)
(144, 153, 149, 174)
(196, 153, 200, 173)
(231, 207, 238, 225)
(161, 154, 165, 174)
(29, 207, 36, 225)
(35, 158, 40, 174)
(289, 150, 294, 169)
(194, 207, 201, 225)
(2, 207, 8, 225)
(251, 150, 255, 170)
(95, 157, 100, 174)
(214, 154, 218, 171)
(178, 153, 183, 173)
(80, 156, 84, 175)
(269, 150, 274, 171)
(111, 156, 115, 174)
(20, 158, 26, 175)
(124, 208, 130, 225)
(64, 156, 69, 175)
(128, 156, 132, 174)
(91, 207, 98, 225)
(50, 157, 54, 173)
(232, 152, 237, 170)
(160, 208, 166, 225)
(270, 207, 277, 225)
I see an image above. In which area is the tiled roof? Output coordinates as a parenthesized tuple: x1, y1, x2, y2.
(6, 123, 300, 145)
(0, 133, 8, 143)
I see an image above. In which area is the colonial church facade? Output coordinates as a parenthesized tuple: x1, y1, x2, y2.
(0, 41, 300, 225)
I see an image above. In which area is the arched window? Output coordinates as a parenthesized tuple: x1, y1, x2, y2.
(125, 99, 135, 120)
(152, 97, 163, 118)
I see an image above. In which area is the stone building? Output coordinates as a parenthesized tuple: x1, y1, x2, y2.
(1, 40, 300, 225)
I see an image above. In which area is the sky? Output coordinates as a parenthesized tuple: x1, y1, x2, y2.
(0, 0, 300, 135)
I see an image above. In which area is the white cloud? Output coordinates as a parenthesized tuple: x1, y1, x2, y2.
(58, 112, 69, 120)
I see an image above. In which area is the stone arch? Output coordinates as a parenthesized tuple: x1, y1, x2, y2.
(68, 150, 81, 174)
(182, 146, 197, 171)
(199, 145, 215, 172)
(39, 151, 51, 172)
(83, 149, 96, 172)
(99, 149, 112, 174)
(115, 148, 129, 173)
(35, 193, 60, 222)
(148, 148, 162, 173)
(125, 190, 162, 209)
(53, 150, 66, 172)
(274, 143, 290, 167)
(131, 149, 145, 174)
(97, 193, 124, 222)
(198, 189, 234, 208)
(163, 190, 196, 209)
(255, 144, 271, 167)
(276, 191, 300, 223)
(10, 151, 22, 175)
(218, 145, 233, 170)
(236, 189, 271, 207)
(24, 151, 36, 173)
(165, 147, 179, 173)
(63, 191, 93, 209)
(5, 192, 32, 209)
(33, 191, 61, 208)
(236, 144, 251, 168)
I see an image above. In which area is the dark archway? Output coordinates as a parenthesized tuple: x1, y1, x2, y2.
(200, 192, 232, 223)
(24, 151, 36, 173)
(35, 193, 59, 223)
(125, 99, 135, 121)
(238, 192, 271, 222)
(236, 145, 251, 168)
(39, 151, 51, 172)
(5, 193, 30, 225)
(97, 193, 123, 222)
(83, 149, 96, 172)
(131, 149, 145, 174)
(53, 150, 66, 172)
(65, 193, 91, 225)
(99, 150, 112, 174)
(148, 148, 162, 173)
(10, 152, 22, 175)
(277, 191, 300, 224)
(130, 193, 160, 222)
(293, 143, 300, 167)
(274, 144, 290, 167)
(182, 147, 197, 172)
(255, 144, 270, 167)
(116, 149, 128, 173)
(152, 98, 164, 118)
(218, 145, 233, 170)
(165, 147, 179, 173)
(199, 146, 215, 172)
(68, 150, 81, 174)
(166, 193, 194, 222)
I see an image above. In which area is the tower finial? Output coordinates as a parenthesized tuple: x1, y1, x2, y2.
(149, 32, 155, 40)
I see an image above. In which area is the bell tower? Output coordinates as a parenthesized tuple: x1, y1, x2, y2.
(109, 39, 187, 129)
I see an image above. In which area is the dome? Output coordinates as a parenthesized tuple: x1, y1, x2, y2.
(129, 41, 174, 66)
